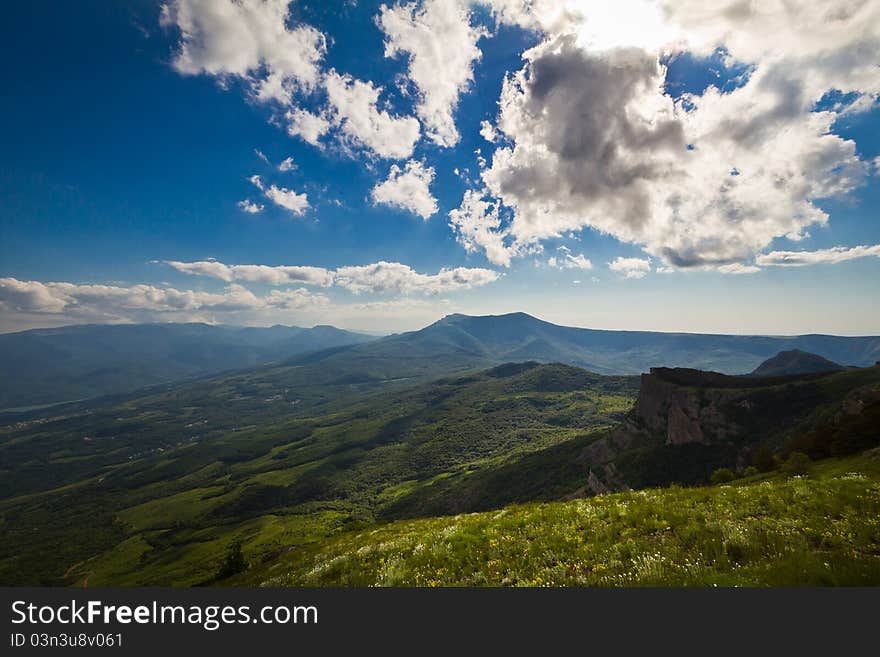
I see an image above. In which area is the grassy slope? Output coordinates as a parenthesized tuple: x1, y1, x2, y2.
(243, 452, 880, 587)
(0, 363, 638, 586)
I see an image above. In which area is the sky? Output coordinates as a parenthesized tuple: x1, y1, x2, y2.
(1, 0, 879, 336)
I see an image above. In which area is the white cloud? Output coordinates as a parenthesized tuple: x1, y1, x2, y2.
(378, 0, 486, 147)
(161, 0, 326, 102)
(250, 175, 309, 215)
(478, 38, 687, 257)
(162, 1, 427, 160)
(717, 263, 761, 275)
(609, 257, 651, 279)
(497, 0, 685, 52)
(371, 160, 438, 219)
(254, 148, 269, 163)
(237, 199, 264, 214)
(458, 1, 878, 270)
(479, 119, 497, 143)
(755, 244, 880, 267)
(165, 261, 336, 287)
(284, 107, 330, 146)
(324, 71, 421, 159)
(278, 156, 296, 172)
(334, 261, 500, 295)
(448, 190, 517, 267)
(0, 277, 328, 321)
(264, 185, 309, 215)
(163, 259, 501, 295)
(548, 245, 592, 270)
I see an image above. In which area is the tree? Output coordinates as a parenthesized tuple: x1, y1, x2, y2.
(782, 452, 811, 476)
(215, 542, 247, 581)
(710, 468, 736, 485)
(752, 444, 776, 473)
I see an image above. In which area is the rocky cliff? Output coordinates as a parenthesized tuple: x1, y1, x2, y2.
(576, 365, 879, 495)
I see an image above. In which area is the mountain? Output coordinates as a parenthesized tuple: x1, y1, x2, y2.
(0, 323, 374, 409)
(283, 312, 880, 381)
(5, 312, 878, 414)
(750, 349, 844, 377)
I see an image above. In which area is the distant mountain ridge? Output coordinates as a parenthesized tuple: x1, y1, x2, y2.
(0, 323, 374, 409)
(750, 349, 845, 377)
(285, 312, 880, 381)
(3, 313, 880, 409)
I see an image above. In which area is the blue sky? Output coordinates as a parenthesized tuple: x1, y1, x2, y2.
(1, 0, 878, 335)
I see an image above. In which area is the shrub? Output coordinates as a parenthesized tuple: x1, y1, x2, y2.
(752, 444, 776, 472)
(782, 452, 811, 476)
(215, 542, 247, 580)
(743, 466, 759, 478)
(710, 468, 736, 485)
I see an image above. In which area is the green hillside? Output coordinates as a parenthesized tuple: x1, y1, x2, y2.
(0, 363, 638, 585)
(244, 452, 880, 587)
(2, 357, 877, 587)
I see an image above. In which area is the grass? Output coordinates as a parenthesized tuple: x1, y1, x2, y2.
(245, 453, 880, 587)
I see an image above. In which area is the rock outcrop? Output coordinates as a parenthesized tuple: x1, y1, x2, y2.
(576, 364, 878, 495)
(627, 369, 751, 446)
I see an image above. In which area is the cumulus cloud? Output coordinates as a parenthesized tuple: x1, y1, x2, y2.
(324, 71, 421, 159)
(237, 199, 264, 214)
(755, 244, 880, 267)
(448, 190, 517, 267)
(162, 1, 421, 159)
(608, 257, 651, 279)
(161, 0, 325, 100)
(249, 175, 309, 215)
(284, 107, 330, 146)
(0, 278, 328, 322)
(548, 246, 592, 270)
(278, 156, 297, 172)
(163, 259, 501, 295)
(165, 261, 336, 287)
(378, 0, 486, 147)
(371, 160, 438, 219)
(459, 1, 878, 270)
(334, 261, 500, 295)
(479, 119, 497, 143)
(480, 37, 686, 251)
(264, 185, 309, 215)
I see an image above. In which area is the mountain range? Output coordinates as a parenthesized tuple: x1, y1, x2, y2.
(0, 323, 373, 410)
(376, 312, 880, 373)
(3, 313, 880, 410)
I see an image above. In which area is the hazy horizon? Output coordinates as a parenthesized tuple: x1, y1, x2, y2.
(4, 308, 880, 339)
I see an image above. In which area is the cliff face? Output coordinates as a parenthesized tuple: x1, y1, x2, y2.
(630, 370, 750, 446)
(575, 365, 877, 496)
